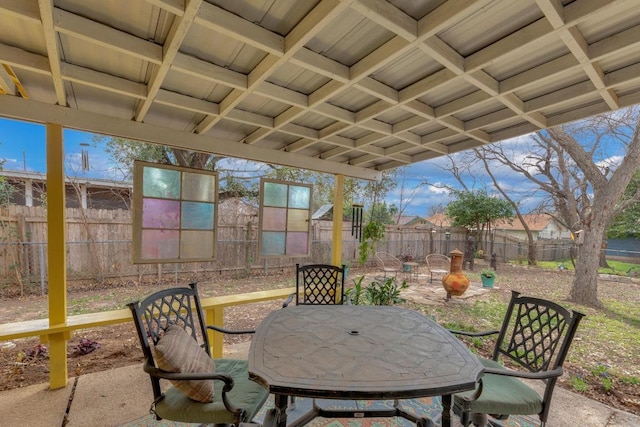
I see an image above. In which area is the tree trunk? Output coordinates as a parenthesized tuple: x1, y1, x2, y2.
(528, 240, 537, 265)
(570, 222, 605, 307)
(599, 242, 610, 268)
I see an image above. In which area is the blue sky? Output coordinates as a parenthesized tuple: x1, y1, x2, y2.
(1, 115, 623, 217)
(0, 117, 119, 180)
(0, 116, 459, 216)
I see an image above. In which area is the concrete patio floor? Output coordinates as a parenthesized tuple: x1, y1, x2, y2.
(1, 338, 638, 427)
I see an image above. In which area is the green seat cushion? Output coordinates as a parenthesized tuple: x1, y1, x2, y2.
(155, 358, 269, 424)
(454, 358, 543, 416)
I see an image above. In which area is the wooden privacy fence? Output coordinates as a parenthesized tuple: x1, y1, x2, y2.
(0, 205, 581, 290)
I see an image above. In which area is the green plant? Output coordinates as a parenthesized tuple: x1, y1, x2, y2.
(345, 275, 366, 305)
(480, 268, 496, 279)
(365, 277, 408, 306)
(357, 221, 385, 265)
(592, 364, 614, 392)
(601, 376, 614, 392)
(569, 374, 589, 392)
(591, 363, 610, 376)
(621, 375, 640, 385)
(345, 276, 408, 306)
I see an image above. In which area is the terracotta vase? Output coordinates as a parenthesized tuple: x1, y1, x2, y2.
(442, 248, 469, 299)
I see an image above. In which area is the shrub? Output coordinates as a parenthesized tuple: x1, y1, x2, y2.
(480, 268, 496, 279)
(345, 276, 409, 306)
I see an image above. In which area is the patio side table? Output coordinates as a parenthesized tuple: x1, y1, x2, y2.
(402, 261, 419, 281)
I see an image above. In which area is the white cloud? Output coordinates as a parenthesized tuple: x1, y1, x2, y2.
(596, 155, 623, 173)
(2, 157, 20, 169)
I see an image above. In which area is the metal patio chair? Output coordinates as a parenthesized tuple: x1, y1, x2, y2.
(425, 253, 450, 283)
(283, 263, 348, 307)
(374, 252, 403, 279)
(449, 290, 585, 427)
(128, 283, 268, 426)
(281, 263, 348, 409)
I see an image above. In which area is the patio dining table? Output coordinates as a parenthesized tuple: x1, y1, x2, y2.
(248, 305, 483, 427)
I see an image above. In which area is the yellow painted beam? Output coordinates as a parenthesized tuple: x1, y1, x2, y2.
(205, 307, 224, 358)
(331, 174, 344, 267)
(0, 287, 294, 386)
(0, 289, 295, 342)
(46, 124, 67, 389)
(199, 288, 293, 307)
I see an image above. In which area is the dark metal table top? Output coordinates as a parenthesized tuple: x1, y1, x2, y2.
(248, 305, 483, 400)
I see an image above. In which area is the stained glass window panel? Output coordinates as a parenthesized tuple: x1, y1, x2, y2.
(142, 199, 180, 228)
(262, 207, 287, 231)
(133, 161, 219, 264)
(288, 185, 310, 208)
(141, 230, 180, 259)
(286, 232, 308, 255)
(287, 209, 308, 231)
(259, 179, 312, 258)
(182, 173, 216, 202)
(261, 232, 286, 256)
(142, 166, 181, 199)
(181, 230, 214, 258)
(263, 182, 288, 207)
(181, 201, 214, 229)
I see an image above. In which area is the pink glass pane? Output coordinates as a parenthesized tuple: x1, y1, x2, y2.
(180, 230, 214, 258)
(262, 207, 286, 231)
(141, 229, 179, 260)
(286, 232, 308, 255)
(287, 208, 308, 231)
(142, 198, 180, 228)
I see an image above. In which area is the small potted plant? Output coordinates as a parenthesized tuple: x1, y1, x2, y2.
(480, 268, 496, 288)
(342, 261, 350, 278)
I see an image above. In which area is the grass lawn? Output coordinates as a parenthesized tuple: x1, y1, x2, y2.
(400, 263, 640, 416)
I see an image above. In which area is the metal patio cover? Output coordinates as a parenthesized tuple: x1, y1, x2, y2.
(1, 0, 640, 181)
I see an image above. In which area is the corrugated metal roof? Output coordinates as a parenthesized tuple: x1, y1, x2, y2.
(2, 1, 640, 180)
(312, 203, 333, 219)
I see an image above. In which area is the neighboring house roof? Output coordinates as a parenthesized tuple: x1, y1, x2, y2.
(394, 215, 437, 228)
(426, 213, 563, 233)
(494, 214, 558, 232)
(0, 169, 132, 189)
(426, 213, 452, 228)
(1, 169, 132, 209)
(394, 215, 417, 225)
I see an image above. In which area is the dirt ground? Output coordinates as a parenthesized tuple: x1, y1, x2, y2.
(1, 265, 639, 417)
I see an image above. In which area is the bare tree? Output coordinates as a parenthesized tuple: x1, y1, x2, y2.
(474, 147, 537, 265)
(549, 112, 640, 306)
(484, 109, 640, 307)
(393, 167, 419, 224)
(426, 202, 447, 217)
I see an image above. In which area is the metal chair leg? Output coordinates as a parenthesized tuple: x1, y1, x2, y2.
(472, 413, 488, 426)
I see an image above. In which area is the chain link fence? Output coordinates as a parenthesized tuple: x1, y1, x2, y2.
(0, 235, 608, 296)
(1, 204, 637, 295)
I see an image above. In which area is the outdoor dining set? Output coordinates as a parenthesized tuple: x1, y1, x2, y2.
(127, 263, 584, 427)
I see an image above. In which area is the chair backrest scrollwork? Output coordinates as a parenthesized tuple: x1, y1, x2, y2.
(296, 263, 346, 305)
